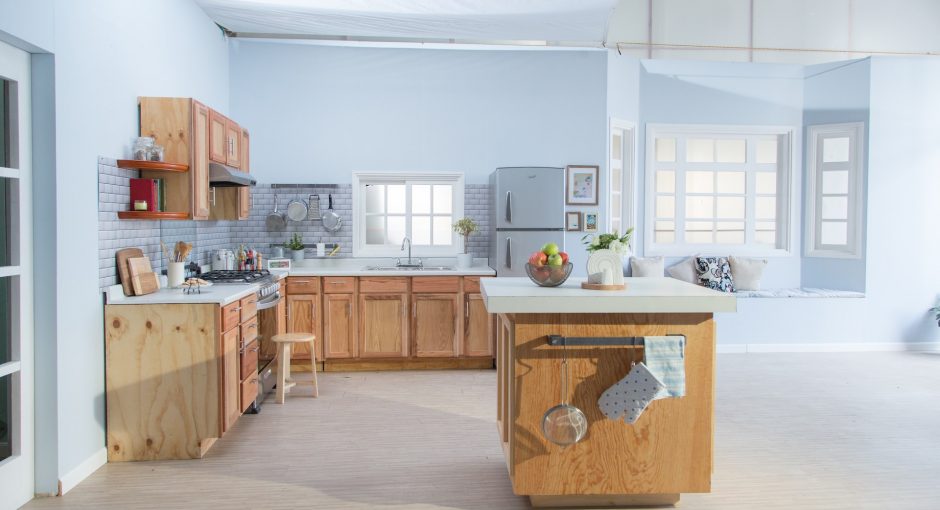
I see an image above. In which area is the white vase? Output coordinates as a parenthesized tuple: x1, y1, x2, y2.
(292, 249, 305, 262)
(456, 253, 473, 268)
(586, 249, 624, 285)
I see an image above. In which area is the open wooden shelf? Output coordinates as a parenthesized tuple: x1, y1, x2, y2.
(117, 159, 189, 172)
(117, 211, 189, 220)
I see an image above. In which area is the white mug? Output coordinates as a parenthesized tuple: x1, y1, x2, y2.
(167, 262, 185, 288)
(316, 243, 325, 257)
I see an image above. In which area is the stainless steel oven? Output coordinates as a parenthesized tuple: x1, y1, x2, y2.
(253, 280, 284, 411)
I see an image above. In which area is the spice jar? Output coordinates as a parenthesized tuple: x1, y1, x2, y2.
(133, 137, 154, 160)
(149, 144, 165, 162)
(134, 200, 148, 211)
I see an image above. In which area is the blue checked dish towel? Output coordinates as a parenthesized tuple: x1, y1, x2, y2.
(643, 335, 686, 400)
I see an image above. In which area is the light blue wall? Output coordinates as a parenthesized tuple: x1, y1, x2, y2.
(229, 41, 608, 270)
(636, 59, 806, 289)
(0, 0, 54, 52)
(606, 52, 640, 121)
(800, 59, 871, 292)
(717, 56, 940, 346)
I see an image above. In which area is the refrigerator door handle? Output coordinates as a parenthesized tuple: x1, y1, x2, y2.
(505, 191, 512, 223)
(505, 237, 512, 269)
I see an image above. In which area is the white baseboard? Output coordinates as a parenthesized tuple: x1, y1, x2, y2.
(58, 447, 107, 496)
(717, 342, 940, 354)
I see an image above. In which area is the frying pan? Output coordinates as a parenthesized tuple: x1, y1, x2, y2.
(266, 194, 286, 230)
(286, 196, 309, 222)
(321, 194, 343, 232)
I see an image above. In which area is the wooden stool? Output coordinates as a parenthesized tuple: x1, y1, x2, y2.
(271, 333, 319, 404)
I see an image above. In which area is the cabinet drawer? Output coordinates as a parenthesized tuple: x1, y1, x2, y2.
(240, 339, 259, 381)
(287, 277, 319, 294)
(222, 301, 240, 332)
(240, 374, 258, 413)
(359, 277, 408, 293)
(241, 315, 259, 345)
(413, 276, 460, 293)
(240, 294, 258, 322)
(463, 276, 493, 293)
(323, 277, 356, 293)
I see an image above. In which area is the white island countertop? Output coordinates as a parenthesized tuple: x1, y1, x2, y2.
(481, 277, 737, 314)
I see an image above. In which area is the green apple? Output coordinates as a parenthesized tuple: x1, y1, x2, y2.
(541, 242, 560, 256)
(547, 253, 563, 267)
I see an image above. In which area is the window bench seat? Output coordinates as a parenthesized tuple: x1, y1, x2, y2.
(734, 288, 864, 298)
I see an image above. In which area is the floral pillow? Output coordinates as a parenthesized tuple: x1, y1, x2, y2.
(695, 257, 734, 292)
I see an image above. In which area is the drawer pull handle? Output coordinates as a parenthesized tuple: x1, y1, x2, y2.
(292, 280, 311, 284)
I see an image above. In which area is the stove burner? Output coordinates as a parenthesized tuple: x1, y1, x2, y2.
(200, 269, 273, 284)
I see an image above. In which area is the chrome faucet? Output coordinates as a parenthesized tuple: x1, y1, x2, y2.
(397, 236, 422, 267)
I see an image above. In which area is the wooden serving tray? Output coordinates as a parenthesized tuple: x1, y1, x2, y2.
(581, 282, 626, 291)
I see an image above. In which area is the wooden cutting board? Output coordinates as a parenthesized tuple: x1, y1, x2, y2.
(127, 256, 159, 296)
(115, 248, 144, 296)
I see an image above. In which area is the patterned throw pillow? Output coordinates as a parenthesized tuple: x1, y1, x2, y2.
(695, 256, 734, 292)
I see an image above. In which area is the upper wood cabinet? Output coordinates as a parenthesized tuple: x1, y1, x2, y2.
(208, 109, 228, 164)
(413, 293, 460, 357)
(324, 293, 357, 359)
(359, 292, 409, 358)
(238, 128, 250, 220)
(191, 101, 211, 219)
(226, 119, 241, 168)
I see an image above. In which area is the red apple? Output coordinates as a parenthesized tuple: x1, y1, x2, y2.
(559, 252, 569, 265)
(532, 266, 551, 282)
(528, 251, 548, 267)
(549, 265, 568, 281)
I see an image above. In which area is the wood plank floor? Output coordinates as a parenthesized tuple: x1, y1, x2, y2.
(25, 352, 940, 509)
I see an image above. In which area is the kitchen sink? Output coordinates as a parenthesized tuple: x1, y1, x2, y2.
(363, 265, 456, 271)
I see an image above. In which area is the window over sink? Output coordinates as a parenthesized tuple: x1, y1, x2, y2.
(352, 173, 464, 257)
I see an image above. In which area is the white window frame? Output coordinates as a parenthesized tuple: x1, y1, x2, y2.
(805, 122, 865, 259)
(609, 119, 636, 236)
(352, 172, 464, 258)
(644, 124, 795, 257)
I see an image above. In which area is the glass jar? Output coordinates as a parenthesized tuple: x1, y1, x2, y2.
(149, 144, 164, 162)
(133, 137, 154, 160)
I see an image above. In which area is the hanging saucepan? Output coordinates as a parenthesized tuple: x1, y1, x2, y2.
(541, 339, 588, 446)
(286, 195, 309, 222)
(321, 193, 343, 232)
(265, 194, 287, 230)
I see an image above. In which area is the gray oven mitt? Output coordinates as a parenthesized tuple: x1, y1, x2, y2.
(598, 362, 666, 424)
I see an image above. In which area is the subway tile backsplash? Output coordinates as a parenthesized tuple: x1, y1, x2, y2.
(98, 158, 491, 289)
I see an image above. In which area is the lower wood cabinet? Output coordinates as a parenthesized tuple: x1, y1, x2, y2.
(359, 293, 409, 358)
(463, 293, 493, 357)
(413, 293, 460, 357)
(324, 293, 357, 358)
(287, 293, 322, 360)
(221, 326, 240, 433)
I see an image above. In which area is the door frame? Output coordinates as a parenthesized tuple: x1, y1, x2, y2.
(608, 118, 636, 235)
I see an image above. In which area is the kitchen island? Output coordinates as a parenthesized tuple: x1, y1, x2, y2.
(481, 277, 736, 508)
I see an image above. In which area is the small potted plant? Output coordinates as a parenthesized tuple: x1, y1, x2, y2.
(930, 299, 940, 326)
(453, 218, 479, 268)
(286, 233, 305, 262)
(581, 228, 634, 286)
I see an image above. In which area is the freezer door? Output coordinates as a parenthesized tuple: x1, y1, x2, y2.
(495, 167, 564, 229)
(495, 231, 565, 277)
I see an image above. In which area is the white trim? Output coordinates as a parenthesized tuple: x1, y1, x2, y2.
(0, 167, 20, 179)
(644, 123, 796, 257)
(0, 360, 21, 378)
(608, 118, 636, 235)
(0, 266, 21, 277)
(57, 447, 107, 496)
(716, 342, 940, 354)
(804, 122, 865, 259)
(352, 172, 465, 258)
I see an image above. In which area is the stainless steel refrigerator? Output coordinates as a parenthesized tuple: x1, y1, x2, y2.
(489, 167, 566, 276)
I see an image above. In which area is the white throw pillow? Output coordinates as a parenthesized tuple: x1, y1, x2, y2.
(630, 256, 664, 277)
(729, 256, 768, 291)
(666, 256, 699, 284)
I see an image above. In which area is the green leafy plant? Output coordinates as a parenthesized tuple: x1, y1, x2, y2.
(285, 233, 304, 251)
(453, 217, 479, 254)
(931, 300, 940, 327)
(582, 227, 634, 255)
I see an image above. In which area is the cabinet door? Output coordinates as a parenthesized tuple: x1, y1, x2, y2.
(226, 119, 241, 168)
(324, 293, 357, 359)
(237, 128, 250, 220)
(191, 100, 210, 219)
(359, 293, 408, 358)
(463, 293, 493, 357)
(413, 293, 459, 357)
(208, 109, 227, 164)
(222, 326, 240, 433)
(287, 294, 321, 360)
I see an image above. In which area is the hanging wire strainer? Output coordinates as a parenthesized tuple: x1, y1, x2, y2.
(541, 338, 588, 446)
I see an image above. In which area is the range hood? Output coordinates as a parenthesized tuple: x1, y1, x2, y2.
(209, 162, 256, 187)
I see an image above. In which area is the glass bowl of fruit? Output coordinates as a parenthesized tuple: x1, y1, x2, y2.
(526, 244, 573, 287)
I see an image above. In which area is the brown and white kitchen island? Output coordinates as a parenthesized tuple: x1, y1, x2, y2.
(481, 277, 736, 508)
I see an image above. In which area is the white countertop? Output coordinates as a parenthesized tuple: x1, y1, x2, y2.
(106, 258, 495, 306)
(481, 277, 737, 314)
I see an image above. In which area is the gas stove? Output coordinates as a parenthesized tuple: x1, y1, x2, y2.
(200, 269, 274, 285)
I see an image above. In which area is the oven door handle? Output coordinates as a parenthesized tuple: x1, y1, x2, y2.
(256, 292, 283, 311)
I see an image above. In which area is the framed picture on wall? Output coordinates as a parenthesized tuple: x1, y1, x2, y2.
(566, 165, 599, 205)
(584, 211, 599, 233)
(566, 212, 582, 231)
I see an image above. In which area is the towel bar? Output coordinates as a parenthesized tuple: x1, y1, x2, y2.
(546, 334, 686, 346)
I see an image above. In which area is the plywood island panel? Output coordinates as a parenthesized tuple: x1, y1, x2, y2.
(104, 303, 221, 461)
(485, 277, 732, 508)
